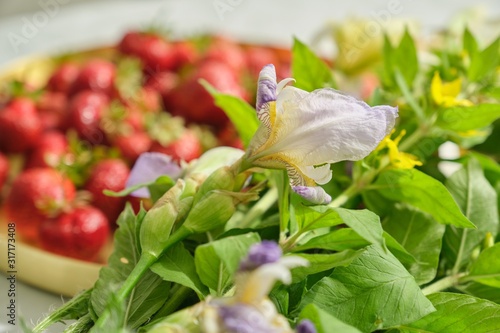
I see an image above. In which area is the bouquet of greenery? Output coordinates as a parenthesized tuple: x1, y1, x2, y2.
(29, 24, 500, 333)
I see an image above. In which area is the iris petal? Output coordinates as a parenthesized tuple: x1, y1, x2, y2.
(126, 152, 183, 197)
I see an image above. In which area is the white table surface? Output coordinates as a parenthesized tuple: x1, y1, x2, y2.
(0, 1, 499, 332)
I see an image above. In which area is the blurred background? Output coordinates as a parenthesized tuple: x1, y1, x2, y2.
(0, 0, 499, 67)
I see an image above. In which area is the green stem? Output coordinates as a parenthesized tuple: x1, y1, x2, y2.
(153, 285, 193, 319)
(328, 182, 362, 208)
(421, 273, 466, 295)
(395, 69, 426, 122)
(399, 126, 426, 152)
(239, 186, 278, 228)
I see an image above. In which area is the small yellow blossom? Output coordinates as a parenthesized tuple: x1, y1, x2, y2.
(430, 72, 473, 107)
(377, 130, 423, 169)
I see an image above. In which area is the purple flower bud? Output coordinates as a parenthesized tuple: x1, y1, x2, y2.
(296, 319, 317, 333)
(292, 186, 332, 205)
(219, 304, 276, 333)
(239, 241, 282, 271)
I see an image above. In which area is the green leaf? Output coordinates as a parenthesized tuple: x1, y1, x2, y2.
(293, 202, 344, 232)
(292, 37, 336, 91)
(200, 80, 259, 148)
(467, 243, 500, 287)
(291, 249, 366, 283)
(469, 151, 500, 185)
(382, 29, 419, 88)
(443, 158, 499, 272)
(382, 231, 417, 266)
(147, 176, 176, 202)
(468, 36, 500, 82)
(399, 292, 500, 332)
(90, 291, 130, 333)
(463, 27, 478, 58)
(436, 104, 500, 132)
(383, 206, 445, 285)
(299, 303, 362, 333)
(32, 289, 92, 333)
(370, 168, 475, 228)
(194, 233, 261, 294)
(91, 205, 170, 329)
(62, 314, 94, 333)
(457, 282, 500, 304)
(151, 242, 209, 298)
(296, 245, 435, 332)
(334, 208, 384, 248)
(295, 228, 368, 252)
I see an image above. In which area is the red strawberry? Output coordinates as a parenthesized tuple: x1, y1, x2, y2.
(39, 205, 110, 261)
(5, 168, 75, 242)
(37, 91, 69, 131)
(46, 62, 80, 94)
(203, 38, 247, 74)
(25, 131, 68, 169)
(217, 124, 244, 149)
(114, 131, 152, 162)
(0, 152, 9, 191)
(172, 40, 198, 69)
(245, 46, 279, 78)
(0, 98, 42, 153)
(149, 129, 202, 162)
(139, 34, 177, 73)
(118, 31, 145, 56)
(68, 90, 109, 144)
(84, 159, 130, 224)
(169, 61, 247, 127)
(72, 59, 116, 96)
(144, 72, 178, 111)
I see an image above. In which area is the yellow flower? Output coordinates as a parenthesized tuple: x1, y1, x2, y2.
(377, 130, 422, 169)
(430, 72, 473, 107)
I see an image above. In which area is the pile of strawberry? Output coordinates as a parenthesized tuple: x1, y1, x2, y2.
(0, 31, 290, 262)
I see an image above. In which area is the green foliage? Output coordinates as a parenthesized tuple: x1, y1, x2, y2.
(91, 205, 170, 329)
(299, 303, 362, 333)
(436, 104, 500, 132)
(151, 242, 209, 298)
(292, 37, 336, 91)
(442, 158, 498, 271)
(194, 233, 261, 294)
(398, 293, 500, 332)
(383, 206, 445, 285)
(382, 29, 419, 89)
(201, 80, 259, 147)
(296, 245, 435, 333)
(371, 168, 475, 228)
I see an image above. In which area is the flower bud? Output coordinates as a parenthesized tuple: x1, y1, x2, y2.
(140, 179, 188, 257)
(194, 166, 236, 203)
(181, 190, 236, 234)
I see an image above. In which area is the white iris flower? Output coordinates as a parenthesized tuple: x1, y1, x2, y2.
(245, 64, 398, 204)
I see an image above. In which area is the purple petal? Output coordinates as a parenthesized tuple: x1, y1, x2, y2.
(256, 64, 277, 114)
(239, 241, 282, 271)
(292, 186, 332, 205)
(126, 152, 183, 197)
(219, 304, 277, 333)
(296, 320, 317, 333)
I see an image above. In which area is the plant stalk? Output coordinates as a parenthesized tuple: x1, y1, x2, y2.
(421, 273, 466, 295)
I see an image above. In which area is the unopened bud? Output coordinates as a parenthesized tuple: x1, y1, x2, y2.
(194, 166, 236, 203)
(140, 179, 188, 257)
(182, 190, 236, 234)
